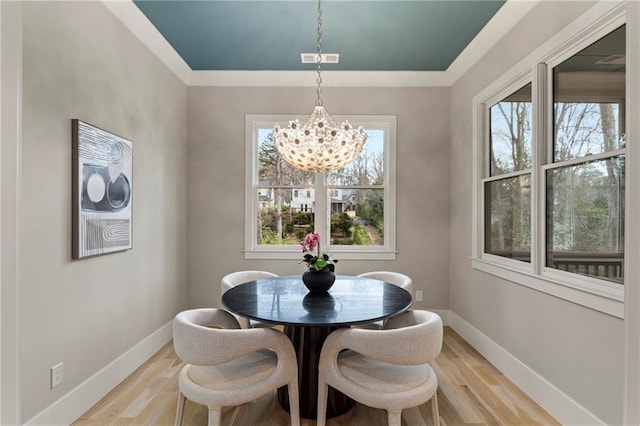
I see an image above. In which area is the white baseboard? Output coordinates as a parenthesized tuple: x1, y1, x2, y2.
(24, 321, 173, 425)
(448, 311, 604, 426)
(22, 311, 601, 425)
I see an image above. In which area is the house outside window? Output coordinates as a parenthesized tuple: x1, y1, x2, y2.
(245, 115, 397, 260)
(472, 13, 628, 318)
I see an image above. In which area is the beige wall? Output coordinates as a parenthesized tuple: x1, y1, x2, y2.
(449, 1, 624, 424)
(186, 86, 451, 312)
(5, 0, 631, 423)
(17, 2, 187, 421)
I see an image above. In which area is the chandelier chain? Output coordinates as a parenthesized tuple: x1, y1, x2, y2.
(316, 0, 323, 106)
(271, 0, 367, 172)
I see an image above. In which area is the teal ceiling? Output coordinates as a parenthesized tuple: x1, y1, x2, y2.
(133, 0, 505, 71)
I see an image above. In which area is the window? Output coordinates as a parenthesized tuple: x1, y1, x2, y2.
(245, 115, 397, 260)
(547, 25, 625, 284)
(485, 83, 532, 262)
(473, 14, 627, 317)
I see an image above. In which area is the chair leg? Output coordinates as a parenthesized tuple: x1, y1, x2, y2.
(431, 392, 440, 426)
(174, 392, 186, 426)
(316, 380, 329, 426)
(387, 409, 402, 426)
(288, 379, 301, 426)
(207, 408, 222, 426)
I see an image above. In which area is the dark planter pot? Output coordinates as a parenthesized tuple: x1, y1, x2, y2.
(302, 265, 336, 294)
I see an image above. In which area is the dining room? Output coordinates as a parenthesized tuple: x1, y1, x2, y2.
(1, 0, 638, 425)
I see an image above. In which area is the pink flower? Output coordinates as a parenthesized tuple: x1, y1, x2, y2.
(300, 232, 337, 271)
(301, 232, 320, 253)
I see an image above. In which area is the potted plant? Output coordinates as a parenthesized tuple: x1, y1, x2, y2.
(300, 232, 338, 293)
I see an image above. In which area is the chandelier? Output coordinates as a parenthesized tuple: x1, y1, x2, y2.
(273, 0, 367, 173)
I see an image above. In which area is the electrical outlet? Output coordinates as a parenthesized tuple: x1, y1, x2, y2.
(415, 290, 424, 302)
(51, 362, 63, 389)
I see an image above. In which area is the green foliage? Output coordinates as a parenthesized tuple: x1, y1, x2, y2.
(573, 207, 607, 250)
(356, 190, 384, 226)
(260, 209, 277, 232)
(331, 213, 353, 237)
(352, 226, 373, 245)
(293, 212, 311, 225)
(261, 227, 279, 245)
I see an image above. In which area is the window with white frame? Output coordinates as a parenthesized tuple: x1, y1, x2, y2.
(473, 18, 627, 317)
(547, 25, 626, 285)
(486, 82, 533, 263)
(244, 114, 397, 260)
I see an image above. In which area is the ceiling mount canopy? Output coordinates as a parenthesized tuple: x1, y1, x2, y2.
(273, 0, 367, 173)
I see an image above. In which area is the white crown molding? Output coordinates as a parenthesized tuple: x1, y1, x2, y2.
(446, 0, 539, 85)
(188, 70, 450, 87)
(103, 0, 539, 87)
(101, 0, 191, 83)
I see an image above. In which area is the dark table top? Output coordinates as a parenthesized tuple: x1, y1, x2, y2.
(222, 275, 413, 327)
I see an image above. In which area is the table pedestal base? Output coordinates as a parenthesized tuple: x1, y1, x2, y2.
(277, 325, 354, 420)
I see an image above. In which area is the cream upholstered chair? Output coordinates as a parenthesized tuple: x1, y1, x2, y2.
(356, 271, 414, 329)
(173, 308, 300, 426)
(316, 310, 443, 426)
(221, 270, 278, 328)
(357, 271, 413, 300)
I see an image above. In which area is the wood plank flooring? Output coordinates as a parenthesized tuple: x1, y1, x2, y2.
(72, 327, 560, 425)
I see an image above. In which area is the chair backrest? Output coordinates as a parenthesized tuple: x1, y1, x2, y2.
(221, 270, 278, 294)
(320, 310, 442, 367)
(357, 271, 413, 298)
(382, 310, 442, 365)
(173, 308, 292, 367)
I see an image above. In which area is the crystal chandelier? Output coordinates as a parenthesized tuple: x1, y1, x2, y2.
(273, 0, 367, 173)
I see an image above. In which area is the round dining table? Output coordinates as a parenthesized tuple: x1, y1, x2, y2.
(221, 274, 413, 419)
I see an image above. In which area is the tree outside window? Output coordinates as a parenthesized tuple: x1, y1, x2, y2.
(485, 83, 532, 262)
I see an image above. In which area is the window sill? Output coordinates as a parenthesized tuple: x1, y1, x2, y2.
(244, 249, 397, 261)
(471, 257, 624, 319)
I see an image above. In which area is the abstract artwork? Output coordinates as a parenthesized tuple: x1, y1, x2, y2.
(72, 119, 133, 259)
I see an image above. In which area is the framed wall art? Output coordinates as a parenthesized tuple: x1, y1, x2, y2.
(72, 119, 133, 259)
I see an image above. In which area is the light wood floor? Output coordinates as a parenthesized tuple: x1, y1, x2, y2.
(72, 327, 560, 425)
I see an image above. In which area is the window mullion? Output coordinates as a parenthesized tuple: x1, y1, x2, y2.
(483, 169, 531, 183)
(533, 62, 548, 275)
(314, 172, 328, 248)
(542, 149, 625, 171)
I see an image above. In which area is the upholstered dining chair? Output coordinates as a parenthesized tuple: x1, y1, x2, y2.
(356, 271, 414, 329)
(220, 270, 278, 328)
(172, 308, 300, 426)
(316, 310, 443, 426)
(357, 271, 413, 300)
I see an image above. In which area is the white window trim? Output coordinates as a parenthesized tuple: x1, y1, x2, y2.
(244, 114, 397, 261)
(472, 1, 628, 319)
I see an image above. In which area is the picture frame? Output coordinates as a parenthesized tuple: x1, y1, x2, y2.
(72, 119, 133, 259)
